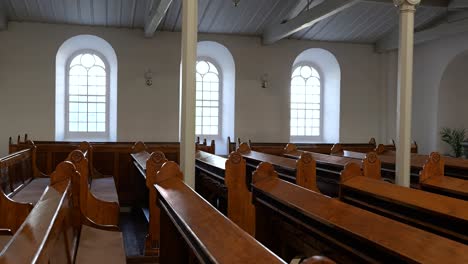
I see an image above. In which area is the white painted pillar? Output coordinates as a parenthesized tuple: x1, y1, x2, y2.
(394, 0, 419, 187)
(180, 0, 198, 187)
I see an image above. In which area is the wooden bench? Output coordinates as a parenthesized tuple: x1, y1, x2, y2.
(285, 144, 421, 188)
(0, 141, 49, 205)
(154, 161, 332, 264)
(195, 150, 256, 236)
(340, 162, 468, 244)
(252, 162, 468, 263)
(9, 137, 183, 206)
(0, 161, 126, 263)
(66, 147, 120, 226)
(196, 137, 216, 154)
(0, 141, 48, 239)
(237, 143, 321, 193)
(419, 152, 468, 201)
(241, 137, 376, 156)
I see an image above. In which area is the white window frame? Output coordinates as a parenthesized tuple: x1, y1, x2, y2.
(290, 62, 324, 142)
(195, 57, 223, 138)
(64, 49, 111, 141)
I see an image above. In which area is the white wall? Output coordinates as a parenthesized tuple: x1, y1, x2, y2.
(384, 32, 468, 154)
(0, 22, 384, 156)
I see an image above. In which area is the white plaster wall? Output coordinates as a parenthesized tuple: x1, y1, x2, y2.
(438, 51, 468, 155)
(0, 22, 383, 156)
(384, 32, 468, 154)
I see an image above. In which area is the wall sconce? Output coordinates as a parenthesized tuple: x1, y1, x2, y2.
(233, 0, 240, 7)
(261, 73, 269, 89)
(144, 69, 153, 86)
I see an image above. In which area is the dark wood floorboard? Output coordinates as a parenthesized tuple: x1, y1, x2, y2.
(120, 208, 148, 257)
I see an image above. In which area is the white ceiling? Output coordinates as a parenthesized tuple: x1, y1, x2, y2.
(0, 0, 449, 45)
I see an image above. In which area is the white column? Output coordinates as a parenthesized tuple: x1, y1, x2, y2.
(180, 0, 198, 187)
(394, 0, 419, 187)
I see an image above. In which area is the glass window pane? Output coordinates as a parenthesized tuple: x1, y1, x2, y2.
(78, 123, 87, 132)
(97, 113, 106, 122)
(96, 103, 106, 113)
(97, 123, 106, 132)
(88, 113, 97, 122)
(69, 122, 78, 132)
(88, 123, 97, 132)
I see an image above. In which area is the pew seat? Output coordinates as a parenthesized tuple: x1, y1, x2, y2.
(9, 178, 50, 204)
(90, 177, 119, 203)
(75, 225, 126, 264)
(0, 235, 11, 249)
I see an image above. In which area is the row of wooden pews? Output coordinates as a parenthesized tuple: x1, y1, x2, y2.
(227, 136, 378, 156)
(0, 159, 126, 263)
(327, 145, 468, 200)
(0, 140, 125, 263)
(191, 149, 468, 263)
(131, 143, 332, 263)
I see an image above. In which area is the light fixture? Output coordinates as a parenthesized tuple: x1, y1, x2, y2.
(144, 69, 153, 86)
(261, 73, 269, 89)
(233, 0, 240, 7)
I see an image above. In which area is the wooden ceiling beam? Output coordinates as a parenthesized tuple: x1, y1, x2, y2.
(263, 0, 361, 44)
(144, 0, 173, 38)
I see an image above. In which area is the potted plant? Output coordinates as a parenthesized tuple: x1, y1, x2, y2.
(440, 128, 466, 158)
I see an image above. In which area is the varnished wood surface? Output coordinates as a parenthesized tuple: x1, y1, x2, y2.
(342, 176, 468, 221)
(196, 151, 226, 170)
(241, 149, 297, 170)
(156, 175, 285, 264)
(0, 179, 72, 264)
(286, 150, 361, 167)
(253, 175, 468, 263)
(421, 176, 468, 199)
(131, 151, 151, 172)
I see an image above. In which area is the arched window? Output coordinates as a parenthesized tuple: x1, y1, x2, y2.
(56, 35, 117, 141)
(195, 60, 220, 136)
(290, 64, 322, 139)
(290, 48, 341, 143)
(67, 52, 109, 137)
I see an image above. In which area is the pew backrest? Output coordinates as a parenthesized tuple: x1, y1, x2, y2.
(0, 161, 77, 264)
(154, 161, 286, 264)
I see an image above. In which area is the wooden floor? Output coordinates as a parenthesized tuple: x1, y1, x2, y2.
(120, 209, 158, 263)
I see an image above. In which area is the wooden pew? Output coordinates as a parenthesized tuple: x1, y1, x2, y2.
(285, 144, 421, 188)
(8, 137, 217, 206)
(0, 140, 49, 205)
(237, 143, 321, 193)
(195, 150, 256, 235)
(243, 137, 376, 156)
(8, 138, 182, 206)
(66, 148, 120, 226)
(252, 162, 468, 263)
(341, 162, 468, 244)
(0, 161, 126, 263)
(196, 137, 216, 154)
(419, 152, 468, 201)
(227, 136, 237, 153)
(154, 161, 319, 264)
(131, 142, 168, 256)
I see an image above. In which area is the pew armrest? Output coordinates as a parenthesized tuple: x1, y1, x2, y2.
(0, 228, 13, 236)
(84, 191, 120, 226)
(0, 191, 34, 233)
